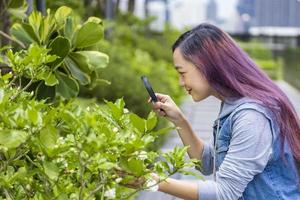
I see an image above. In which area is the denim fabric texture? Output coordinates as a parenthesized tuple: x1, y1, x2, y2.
(211, 98, 300, 200)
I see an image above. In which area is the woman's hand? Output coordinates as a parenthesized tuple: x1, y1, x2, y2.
(149, 93, 186, 126)
(115, 169, 146, 189)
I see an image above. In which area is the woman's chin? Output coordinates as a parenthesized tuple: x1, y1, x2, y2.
(191, 94, 209, 102)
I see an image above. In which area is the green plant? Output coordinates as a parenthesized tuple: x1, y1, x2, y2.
(238, 40, 281, 80)
(0, 78, 200, 199)
(282, 48, 300, 90)
(9, 6, 109, 100)
(0, 6, 201, 200)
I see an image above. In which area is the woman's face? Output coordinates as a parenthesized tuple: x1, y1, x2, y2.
(173, 48, 215, 102)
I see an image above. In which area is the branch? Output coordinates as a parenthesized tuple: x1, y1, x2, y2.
(0, 30, 26, 48)
(119, 170, 178, 200)
(10, 78, 33, 101)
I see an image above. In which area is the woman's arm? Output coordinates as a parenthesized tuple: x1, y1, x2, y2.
(152, 93, 205, 160)
(174, 116, 205, 160)
(153, 175, 199, 200)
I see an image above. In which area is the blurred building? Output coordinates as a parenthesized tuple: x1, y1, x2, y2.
(236, 0, 255, 32)
(169, 0, 206, 30)
(132, 0, 206, 30)
(206, 0, 217, 24)
(250, 0, 300, 48)
(254, 0, 300, 27)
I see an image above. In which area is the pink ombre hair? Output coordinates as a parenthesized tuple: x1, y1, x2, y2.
(172, 23, 300, 166)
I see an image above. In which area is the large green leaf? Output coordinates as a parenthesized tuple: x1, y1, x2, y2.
(43, 161, 59, 180)
(73, 22, 103, 48)
(127, 158, 144, 176)
(68, 52, 90, 73)
(39, 126, 59, 156)
(54, 6, 72, 27)
(55, 71, 79, 99)
(64, 55, 90, 85)
(146, 112, 157, 132)
(28, 11, 42, 41)
(49, 36, 70, 58)
(0, 130, 28, 149)
(10, 23, 34, 45)
(21, 23, 40, 44)
(76, 51, 109, 70)
(35, 82, 56, 101)
(39, 13, 56, 44)
(106, 101, 123, 120)
(27, 108, 41, 125)
(129, 113, 145, 133)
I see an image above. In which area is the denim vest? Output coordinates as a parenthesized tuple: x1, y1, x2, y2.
(213, 100, 300, 200)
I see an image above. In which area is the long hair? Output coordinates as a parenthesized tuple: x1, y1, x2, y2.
(172, 23, 300, 166)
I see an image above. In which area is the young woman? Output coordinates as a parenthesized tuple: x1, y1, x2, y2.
(149, 23, 300, 200)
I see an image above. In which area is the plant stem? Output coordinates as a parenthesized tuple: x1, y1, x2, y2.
(6, 74, 18, 88)
(10, 78, 33, 101)
(85, 173, 108, 200)
(0, 30, 26, 48)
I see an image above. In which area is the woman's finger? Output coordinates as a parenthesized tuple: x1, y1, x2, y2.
(159, 110, 166, 116)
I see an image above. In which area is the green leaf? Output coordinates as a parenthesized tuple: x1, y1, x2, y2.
(28, 11, 42, 41)
(43, 161, 59, 180)
(146, 112, 157, 132)
(22, 22, 40, 43)
(49, 36, 70, 58)
(27, 108, 41, 125)
(55, 71, 79, 99)
(153, 126, 174, 135)
(39, 14, 56, 44)
(39, 126, 59, 156)
(106, 101, 122, 120)
(129, 113, 146, 133)
(64, 17, 74, 40)
(98, 162, 116, 170)
(76, 51, 109, 70)
(64, 55, 90, 85)
(127, 158, 144, 176)
(73, 22, 104, 48)
(0, 130, 28, 149)
(45, 72, 59, 86)
(141, 135, 155, 145)
(69, 52, 90, 73)
(10, 23, 34, 45)
(54, 6, 72, 26)
(87, 17, 102, 24)
(35, 82, 56, 102)
(2, 72, 13, 81)
(115, 98, 125, 111)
